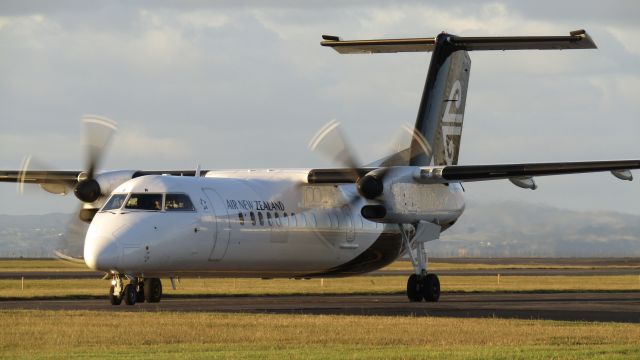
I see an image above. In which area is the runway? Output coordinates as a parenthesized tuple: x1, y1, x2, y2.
(2, 292, 639, 323)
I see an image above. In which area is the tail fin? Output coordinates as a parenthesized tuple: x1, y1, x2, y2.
(411, 35, 470, 166)
(321, 30, 596, 166)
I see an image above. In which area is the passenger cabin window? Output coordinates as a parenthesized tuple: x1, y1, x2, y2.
(165, 193, 195, 211)
(250, 212, 256, 225)
(238, 213, 245, 225)
(125, 193, 163, 211)
(102, 194, 127, 211)
(266, 212, 273, 226)
(258, 212, 264, 226)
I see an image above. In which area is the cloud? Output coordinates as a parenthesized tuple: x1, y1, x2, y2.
(0, 2, 639, 216)
(113, 129, 192, 163)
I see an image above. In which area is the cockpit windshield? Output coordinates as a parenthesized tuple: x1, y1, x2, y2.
(101, 193, 196, 212)
(102, 194, 127, 211)
(125, 193, 163, 211)
(165, 193, 195, 211)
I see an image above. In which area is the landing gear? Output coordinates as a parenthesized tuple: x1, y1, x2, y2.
(144, 278, 162, 303)
(109, 285, 122, 305)
(123, 284, 137, 305)
(400, 223, 441, 302)
(108, 275, 162, 305)
(406, 274, 422, 302)
(406, 272, 441, 302)
(422, 273, 440, 302)
(136, 282, 145, 303)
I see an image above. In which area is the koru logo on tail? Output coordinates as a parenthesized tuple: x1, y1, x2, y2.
(441, 80, 464, 165)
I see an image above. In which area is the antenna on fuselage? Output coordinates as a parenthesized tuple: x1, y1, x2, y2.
(195, 164, 202, 177)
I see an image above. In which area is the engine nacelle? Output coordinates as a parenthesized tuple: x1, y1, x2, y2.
(74, 170, 139, 204)
(361, 176, 466, 225)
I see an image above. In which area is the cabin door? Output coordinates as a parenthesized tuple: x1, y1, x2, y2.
(203, 188, 231, 261)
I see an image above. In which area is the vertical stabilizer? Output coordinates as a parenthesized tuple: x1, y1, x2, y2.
(410, 34, 471, 166)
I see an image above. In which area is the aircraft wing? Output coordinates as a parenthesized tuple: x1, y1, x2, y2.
(0, 170, 201, 185)
(0, 169, 202, 196)
(0, 170, 82, 185)
(307, 160, 640, 185)
(417, 160, 639, 183)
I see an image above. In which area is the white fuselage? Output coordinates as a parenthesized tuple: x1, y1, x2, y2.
(84, 170, 465, 278)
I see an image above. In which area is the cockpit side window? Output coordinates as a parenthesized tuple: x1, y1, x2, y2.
(125, 193, 163, 211)
(102, 194, 127, 211)
(165, 193, 195, 211)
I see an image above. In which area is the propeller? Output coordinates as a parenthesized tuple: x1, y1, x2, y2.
(56, 204, 91, 260)
(16, 115, 118, 262)
(309, 119, 361, 169)
(73, 115, 117, 203)
(308, 120, 432, 219)
(309, 119, 386, 201)
(16, 156, 70, 196)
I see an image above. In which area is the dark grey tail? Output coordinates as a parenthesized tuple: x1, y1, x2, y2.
(410, 34, 471, 166)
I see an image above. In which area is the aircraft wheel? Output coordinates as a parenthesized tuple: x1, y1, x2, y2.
(406, 274, 423, 302)
(422, 274, 440, 302)
(109, 285, 122, 305)
(136, 282, 145, 303)
(123, 284, 137, 305)
(145, 278, 162, 303)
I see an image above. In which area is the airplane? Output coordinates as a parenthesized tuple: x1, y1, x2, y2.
(1, 29, 639, 306)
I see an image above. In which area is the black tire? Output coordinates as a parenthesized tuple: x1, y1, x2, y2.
(406, 274, 423, 302)
(144, 278, 162, 303)
(422, 274, 441, 302)
(124, 284, 137, 305)
(109, 285, 122, 306)
(136, 282, 145, 303)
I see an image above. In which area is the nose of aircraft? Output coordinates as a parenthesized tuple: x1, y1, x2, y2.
(84, 234, 120, 271)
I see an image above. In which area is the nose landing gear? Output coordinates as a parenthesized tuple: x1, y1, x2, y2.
(108, 275, 162, 305)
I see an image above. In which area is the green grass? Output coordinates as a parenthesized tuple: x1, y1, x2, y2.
(0, 259, 90, 272)
(2, 275, 639, 300)
(0, 310, 639, 359)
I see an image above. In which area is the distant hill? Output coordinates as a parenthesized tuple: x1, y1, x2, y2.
(435, 201, 640, 257)
(0, 213, 70, 257)
(1, 202, 640, 257)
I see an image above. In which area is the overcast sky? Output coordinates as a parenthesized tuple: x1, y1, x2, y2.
(1, 0, 639, 216)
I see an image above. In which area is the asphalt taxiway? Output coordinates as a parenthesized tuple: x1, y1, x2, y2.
(2, 292, 639, 323)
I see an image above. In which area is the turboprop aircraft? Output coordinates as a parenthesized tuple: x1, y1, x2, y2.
(1, 29, 639, 305)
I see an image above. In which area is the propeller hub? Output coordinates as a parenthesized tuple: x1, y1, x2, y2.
(357, 174, 384, 199)
(74, 179, 101, 203)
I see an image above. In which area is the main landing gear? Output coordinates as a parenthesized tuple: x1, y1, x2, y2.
(109, 275, 162, 305)
(399, 223, 441, 302)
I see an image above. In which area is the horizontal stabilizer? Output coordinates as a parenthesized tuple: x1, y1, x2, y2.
(321, 30, 596, 54)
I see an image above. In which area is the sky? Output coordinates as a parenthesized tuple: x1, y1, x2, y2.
(1, 0, 639, 216)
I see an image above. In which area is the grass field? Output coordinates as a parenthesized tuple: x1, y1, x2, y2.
(1, 259, 640, 359)
(1, 275, 639, 300)
(0, 310, 639, 359)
